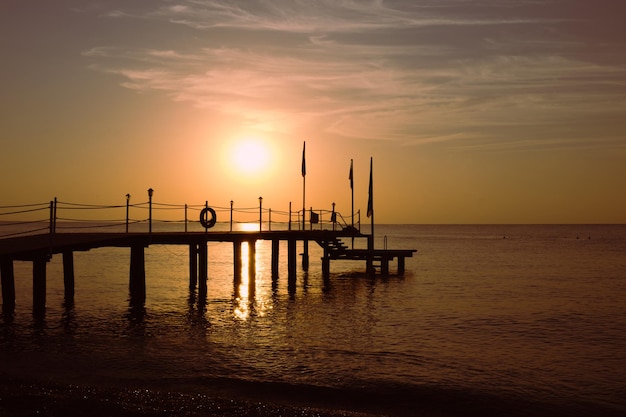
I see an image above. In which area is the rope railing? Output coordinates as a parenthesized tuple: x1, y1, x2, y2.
(56, 201, 125, 209)
(0, 202, 51, 238)
(0, 197, 360, 238)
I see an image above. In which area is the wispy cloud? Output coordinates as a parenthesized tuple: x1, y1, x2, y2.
(106, 0, 563, 33)
(86, 0, 626, 149)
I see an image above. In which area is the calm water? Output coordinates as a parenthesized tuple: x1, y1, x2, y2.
(1, 224, 626, 416)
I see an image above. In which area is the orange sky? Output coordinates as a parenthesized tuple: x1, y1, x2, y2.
(1, 0, 625, 223)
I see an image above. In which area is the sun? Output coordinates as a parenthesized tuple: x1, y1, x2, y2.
(231, 138, 270, 174)
(218, 134, 282, 187)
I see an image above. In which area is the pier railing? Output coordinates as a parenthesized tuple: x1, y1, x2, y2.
(0, 198, 361, 238)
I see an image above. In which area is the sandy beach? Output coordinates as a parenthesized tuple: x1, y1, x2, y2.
(0, 376, 381, 417)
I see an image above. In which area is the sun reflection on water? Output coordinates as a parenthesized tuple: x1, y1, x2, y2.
(234, 241, 251, 320)
(232, 240, 274, 321)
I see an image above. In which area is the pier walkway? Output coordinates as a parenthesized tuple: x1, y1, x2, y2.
(0, 198, 416, 315)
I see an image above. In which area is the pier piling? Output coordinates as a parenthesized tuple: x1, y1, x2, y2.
(302, 240, 309, 270)
(271, 239, 279, 278)
(287, 239, 297, 287)
(233, 241, 242, 286)
(1, 258, 15, 315)
(198, 242, 208, 294)
(322, 256, 330, 278)
(63, 251, 75, 302)
(189, 244, 198, 289)
(398, 257, 406, 275)
(129, 245, 146, 304)
(247, 240, 256, 279)
(33, 256, 47, 314)
(381, 258, 389, 275)
(248, 240, 256, 296)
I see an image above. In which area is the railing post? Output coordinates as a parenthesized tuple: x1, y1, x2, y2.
(148, 188, 154, 237)
(53, 197, 57, 234)
(49, 200, 54, 236)
(288, 202, 292, 231)
(126, 194, 130, 233)
(49, 199, 55, 255)
(259, 196, 263, 232)
(184, 204, 188, 233)
(230, 200, 233, 232)
(269, 208, 272, 231)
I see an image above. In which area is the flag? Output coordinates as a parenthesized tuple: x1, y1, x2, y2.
(349, 159, 353, 189)
(301, 141, 306, 177)
(367, 157, 373, 218)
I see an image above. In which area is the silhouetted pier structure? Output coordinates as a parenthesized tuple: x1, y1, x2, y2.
(0, 198, 416, 315)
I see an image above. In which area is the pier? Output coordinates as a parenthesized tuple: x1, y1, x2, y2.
(0, 198, 416, 315)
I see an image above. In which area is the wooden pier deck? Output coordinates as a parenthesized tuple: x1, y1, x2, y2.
(0, 230, 360, 260)
(0, 229, 416, 315)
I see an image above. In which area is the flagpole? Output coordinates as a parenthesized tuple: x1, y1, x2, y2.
(350, 159, 354, 229)
(369, 157, 374, 248)
(302, 141, 306, 230)
(366, 157, 374, 274)
(301, 141, 309, 270)
(350, 159, 354, 249)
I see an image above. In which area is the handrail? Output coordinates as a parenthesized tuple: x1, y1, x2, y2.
(0, 203, 50, 237)
(0, 197, 361, 237)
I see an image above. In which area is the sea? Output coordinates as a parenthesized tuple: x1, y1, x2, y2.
(1, 223, 625, 416)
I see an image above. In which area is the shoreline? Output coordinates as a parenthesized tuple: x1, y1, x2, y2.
(0, 376, 381, 417)
(3, 374, 623, 417)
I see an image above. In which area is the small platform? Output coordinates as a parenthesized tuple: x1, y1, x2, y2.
(314, 237, 416, 275)
(330, 248, 416, 274)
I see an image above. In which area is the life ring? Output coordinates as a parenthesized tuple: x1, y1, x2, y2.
(200, 207, 217, 229)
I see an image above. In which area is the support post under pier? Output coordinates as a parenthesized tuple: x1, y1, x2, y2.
(233, 241, 242, 286)
(1, 258, 15, 315)
(189, 244, 198, 290)
(129, 245, 146, 304)
(271, 239, 279, 278)
(398, 257, 406, 275)
(198, 241, 207, 295)
(366, 235, 374, 276)
(381, 257, 389, 275)
(322, 256, 330, 278)
(287, 239, 297, 289)
(248, 240, 256, 298)
(302, 240, 309, 271)
(33, 256, 47, 314)
(63, 251, 75, 303)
